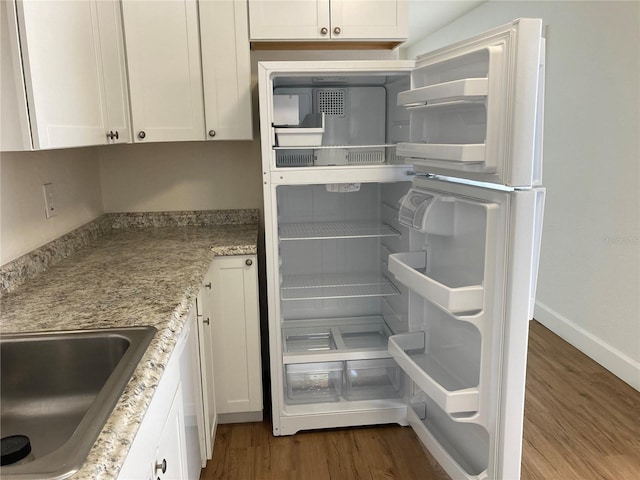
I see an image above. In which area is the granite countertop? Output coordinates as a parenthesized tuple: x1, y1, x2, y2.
(0, 218, 259, 479)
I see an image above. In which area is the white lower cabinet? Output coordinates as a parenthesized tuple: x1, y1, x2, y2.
(119, 254, 261, 477)
(201, 255, 263, 424)
(118, 307, 203, 480)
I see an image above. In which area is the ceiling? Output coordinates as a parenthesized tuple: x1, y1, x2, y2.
(407, 0, 486, 46)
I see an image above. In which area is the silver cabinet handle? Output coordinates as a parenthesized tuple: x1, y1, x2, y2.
(333, 26, 341, 35)
(155, 459, 167, 474)
(208, 129, 216, 138)
(320, 27, 328, 35)
(245, 259, 253, 266)
(203, 317, 210, 325)
(204, 282, 212, 289)
(137, 131, 146, 139)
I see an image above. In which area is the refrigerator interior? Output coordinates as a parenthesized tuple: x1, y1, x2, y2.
(277, 181, 412, 409)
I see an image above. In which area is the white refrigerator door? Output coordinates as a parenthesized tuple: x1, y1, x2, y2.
(387, 176, 544, 479)
(397, 18, 544, 188)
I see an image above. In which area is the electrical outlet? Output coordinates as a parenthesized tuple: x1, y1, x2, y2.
(43, 183, 56, 218)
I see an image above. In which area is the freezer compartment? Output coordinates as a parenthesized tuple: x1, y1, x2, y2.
(389, 331, 480, 415)
(344, 359, 403, 401)
(267, 73, 412, 169)
(409, 392, 489, 479)
(285, 362, 343, 404)
(389, 251, 483, 313)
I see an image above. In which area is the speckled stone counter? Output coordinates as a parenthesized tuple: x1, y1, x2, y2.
(0, 215, 259, 479)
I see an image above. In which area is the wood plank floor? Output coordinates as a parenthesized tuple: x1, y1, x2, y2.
(200, 321, 640, 479)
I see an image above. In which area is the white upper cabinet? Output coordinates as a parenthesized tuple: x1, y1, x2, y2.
(199, 0, 253, 141)
(249, 0, 407, 43)
(1, 0, 130, 151)
(121, 0, 205, 143)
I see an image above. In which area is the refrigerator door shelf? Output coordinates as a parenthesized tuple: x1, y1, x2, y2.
(389, 332, 480, 416)
(397, 77, 489, 107)
(397, 143, 486, 164)
(389, 252, 484, 314)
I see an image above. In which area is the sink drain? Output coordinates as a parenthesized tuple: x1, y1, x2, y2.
(1, 435, 32, 466)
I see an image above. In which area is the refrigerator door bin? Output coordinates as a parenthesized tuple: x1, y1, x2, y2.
(344, 359, 403, 401)
(409, 392, 489, 479)
(388, 332, 480, 415)
(389, 252, 483, 313)
(275, 113, 325, 147)
(285, 362, 343, 404)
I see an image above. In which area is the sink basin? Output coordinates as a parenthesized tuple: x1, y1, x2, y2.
(0, 326, 156, 480)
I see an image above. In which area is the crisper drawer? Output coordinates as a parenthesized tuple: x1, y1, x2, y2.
(344, 359, 403, 401)
(284, 359, 403, 405)
(285, 362, 343, 404)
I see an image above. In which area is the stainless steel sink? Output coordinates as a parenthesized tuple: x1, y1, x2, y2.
(0, 326, 156, 480)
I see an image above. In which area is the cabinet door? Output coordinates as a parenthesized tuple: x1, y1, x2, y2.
(15, 0, 111, 149)
(156, 384, 188, 480)
(196, 276, 217, 459)
(121, 0, 204, 143)
(95, 0, 131, 144)
(249, 0, 331, 41)
(1, 1, 31, 151)
(199, 0, 253, 140)
(211, 256, 263, 417)
(330, 0, 408, 40)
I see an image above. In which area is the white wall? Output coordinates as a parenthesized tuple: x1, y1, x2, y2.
(0, 148, 103, 264)
(405, 1, 640, 389)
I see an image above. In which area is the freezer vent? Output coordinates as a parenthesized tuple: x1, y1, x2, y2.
(276, 151, 315, 167)
(316, 89, 346, 117)
(348, 150, 386, 165)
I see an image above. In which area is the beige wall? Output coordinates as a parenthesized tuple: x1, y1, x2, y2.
(98, 140, 262, 213)
(0, 148, 103, 264)
(404, 1, 640, 389)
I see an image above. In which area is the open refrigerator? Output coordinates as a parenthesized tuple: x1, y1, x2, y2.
(258, 19, 545, 479)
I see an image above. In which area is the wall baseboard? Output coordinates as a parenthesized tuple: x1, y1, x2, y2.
(534, 301, 640, 391)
